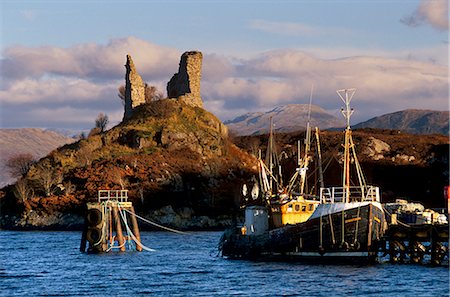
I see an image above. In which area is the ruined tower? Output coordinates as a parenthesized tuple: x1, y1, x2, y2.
(167, 51, 203, 108)
(123, 55, 145, 120)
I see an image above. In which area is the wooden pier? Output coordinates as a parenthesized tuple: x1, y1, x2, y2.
(379, 214, 449, 265)
(80, 190, 143, 253)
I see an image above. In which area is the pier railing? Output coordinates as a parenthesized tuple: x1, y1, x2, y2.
(319, 186, 380, 204)
(98, 190, 128, 203)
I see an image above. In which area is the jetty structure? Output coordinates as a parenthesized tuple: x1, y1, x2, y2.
(80, 190, 149, 253)
(380, 200, 448, 265)
(80, 190, 186, 253)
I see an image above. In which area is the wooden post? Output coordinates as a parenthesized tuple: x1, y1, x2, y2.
(109, 207, 113, 246)
(113, 206, 126, 252)
(80, 214, 87, 252)
(130, 206, 143, 251)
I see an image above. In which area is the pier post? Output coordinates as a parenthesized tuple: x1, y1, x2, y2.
(80, 215, 87, 252)
(81, 190, 145, 253)
(130, 206, 143, 251)
(113, 206, 126, 252)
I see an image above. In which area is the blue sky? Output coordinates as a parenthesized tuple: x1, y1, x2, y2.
(0, 0, 448, 130)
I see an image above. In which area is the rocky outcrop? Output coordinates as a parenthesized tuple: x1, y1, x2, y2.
(0, 211, 84, 230)
(363, 136, 390, 160)
(124, 55, 146, 120)
(167, 51, 203, 108)
(144, 205, 233, 230)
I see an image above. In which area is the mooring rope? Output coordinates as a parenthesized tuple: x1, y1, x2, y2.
(121, 207, 188, 235)
(117, 205, 156, 252)
(106, 239, 126, 252)
(119, 207, 134, 250)
(382, 206, 411, 228)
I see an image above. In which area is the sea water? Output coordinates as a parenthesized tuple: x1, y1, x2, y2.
(0, 231, 448, 296)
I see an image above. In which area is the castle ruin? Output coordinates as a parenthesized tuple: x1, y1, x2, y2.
(123, 51, 204, 120)
(167, 51, 203, 108)
(123, 55, 145, 120)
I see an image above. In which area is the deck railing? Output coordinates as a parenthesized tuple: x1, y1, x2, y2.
(98, 190, 128, 203)
(319, 185, 380, 204)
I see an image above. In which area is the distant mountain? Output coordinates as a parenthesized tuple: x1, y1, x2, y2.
(353, 109, 449, 135)
(0, 128, 75, 187)
(225, 104, 345, 136)
(45, 128, 88, 138)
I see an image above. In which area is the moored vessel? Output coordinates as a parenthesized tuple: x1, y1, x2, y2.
(219, 89, 386, 264)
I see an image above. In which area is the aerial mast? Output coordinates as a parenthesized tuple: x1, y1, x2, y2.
(337, 88, 356, 203)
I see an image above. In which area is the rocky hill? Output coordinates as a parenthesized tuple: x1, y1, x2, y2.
(0, 128, 75, 187)
(225, 104, 344, 136)
(353, 109, 449, 135)
(0, 52, 257, 230)
(1, 51, 447, 231)
(232, 128, 449, 208)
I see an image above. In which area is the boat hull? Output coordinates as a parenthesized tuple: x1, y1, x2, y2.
(220, 203, 385, 264)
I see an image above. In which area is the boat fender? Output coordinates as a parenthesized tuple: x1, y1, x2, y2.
(86, 227, 102, 245)
(242, 184, 248, 197)
(318, 245, 325, 255)
(86, 208, 103, 226)
(340, 242, 349, 251)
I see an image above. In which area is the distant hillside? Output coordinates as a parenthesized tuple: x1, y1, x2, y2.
(0, 100, 257, 230)
(0, 128, 74, 187)
(354, 109, 449, 135)
(225, 104, 345, 136)
(233, 128, 449, 208)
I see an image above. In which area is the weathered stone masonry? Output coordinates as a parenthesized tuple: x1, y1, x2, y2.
(167, 51, 203, 108)
(123, 54, 146, 120)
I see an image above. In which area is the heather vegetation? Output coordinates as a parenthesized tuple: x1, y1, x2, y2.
(0, 99, 257, 229)
(1, 49, 447, 230)
(232, 128, 449, 208)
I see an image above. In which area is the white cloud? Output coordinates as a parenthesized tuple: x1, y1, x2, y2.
(2, 36, 181, 81)
(0, 37, 447, 128)
(203, 50, 448, 122)
(401, 0, 449, 31)
(249, 19, 350, 36)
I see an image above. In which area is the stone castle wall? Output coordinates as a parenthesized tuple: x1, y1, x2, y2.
(123, 54, 145, 120)
(167, 51, 203, 108)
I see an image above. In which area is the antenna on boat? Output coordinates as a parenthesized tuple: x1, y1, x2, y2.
(337, 88, 356, 130)
(337, 88, 356, 202)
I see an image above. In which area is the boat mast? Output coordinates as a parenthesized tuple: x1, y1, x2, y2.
(268, 117, 274, 194)
(315, 127, 324, 190)
(299, 85, 314, 194)
(337, 88, 356, 203)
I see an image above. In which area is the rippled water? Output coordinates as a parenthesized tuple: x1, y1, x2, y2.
(0, 231, 448, 296)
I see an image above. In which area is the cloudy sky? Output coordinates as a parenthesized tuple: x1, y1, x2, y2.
(0, 0, 448, 130)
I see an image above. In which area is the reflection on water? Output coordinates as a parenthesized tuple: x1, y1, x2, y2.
(0, 231, 448, 296)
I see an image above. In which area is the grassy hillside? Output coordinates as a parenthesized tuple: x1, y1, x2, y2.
(0, 99, 257, 229)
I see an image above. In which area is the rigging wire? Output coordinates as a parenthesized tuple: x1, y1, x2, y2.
(117, 204, 156, 252)
(121, 207, 188, 235)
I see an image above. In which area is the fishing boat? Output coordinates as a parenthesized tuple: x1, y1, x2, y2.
(219, 89, 386, 264)
(242, 87, 321, 232)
